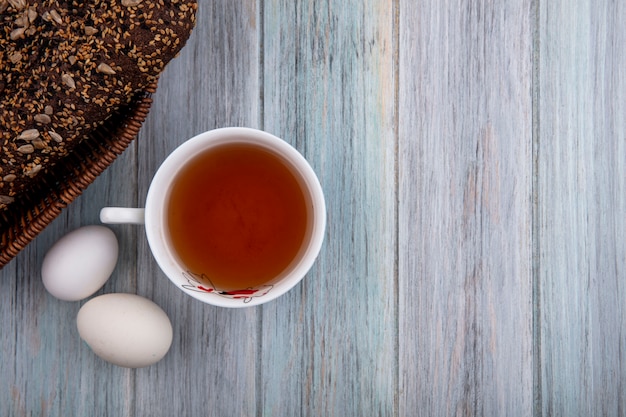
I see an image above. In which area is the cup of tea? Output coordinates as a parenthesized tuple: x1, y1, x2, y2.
(100, 127, 326, 307)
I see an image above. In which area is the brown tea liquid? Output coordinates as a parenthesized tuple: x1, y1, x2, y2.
(167, 143, 309, 290)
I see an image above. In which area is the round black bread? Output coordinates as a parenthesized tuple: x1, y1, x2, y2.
(0, 0, 197, 208)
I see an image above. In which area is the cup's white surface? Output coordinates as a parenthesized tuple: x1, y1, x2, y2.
(101, 127, 326, 308)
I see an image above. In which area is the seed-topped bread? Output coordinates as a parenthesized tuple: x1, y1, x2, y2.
(0, 0, 197, 209)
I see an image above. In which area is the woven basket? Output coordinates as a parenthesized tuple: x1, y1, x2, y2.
(0, 83, 158, 269)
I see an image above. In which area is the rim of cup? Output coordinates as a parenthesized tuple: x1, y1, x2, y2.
(144, 127, 326, 308)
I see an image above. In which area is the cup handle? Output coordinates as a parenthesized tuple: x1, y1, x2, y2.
(100, 207, 146, 225)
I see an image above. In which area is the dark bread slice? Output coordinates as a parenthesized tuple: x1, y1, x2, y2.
(0, 0, 197, 209)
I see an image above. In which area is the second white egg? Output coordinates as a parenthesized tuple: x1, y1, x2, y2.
(77, 293, 173, 368)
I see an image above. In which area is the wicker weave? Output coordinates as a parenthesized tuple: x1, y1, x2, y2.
(0, 83, 157, 268)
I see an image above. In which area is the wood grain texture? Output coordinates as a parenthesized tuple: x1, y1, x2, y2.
(398, 0, 534, 415)
(0, 149, 139, 416)
(2, 0, 625, 415)
(260, 0, 397, 415)
(537, 1, 626, 415)
(132, 0, 261, 416)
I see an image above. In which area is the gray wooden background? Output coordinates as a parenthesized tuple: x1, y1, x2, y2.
(1, 0, 624, 415)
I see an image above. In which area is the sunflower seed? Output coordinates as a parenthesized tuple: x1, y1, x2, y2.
(49, 9, 62, 25)
(48, 131, 63, 143)
(25, 164, 42, 178)
(0, 195, 15, 205)
(10, 27, 26, 40)
(18, 129, 40, 140)
(122, 0, 143, 6)
(8, 0, 25, 11)
(9, 52, 22, 64)
(15, 13, 29, 28)
(34, 114, 52, 124)
(96, 63, 116, 75)
(32, 139, 46, 149)
(27, 8, 37, 22)
(17, 144, 35, 154)
(62, 73, 76, 89)
(84, 26, 98, 36)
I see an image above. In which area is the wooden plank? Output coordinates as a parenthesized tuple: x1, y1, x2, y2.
(398, 0, 534, 415)
(537, 1, 626, 415)
(130, 0, 262, 416)
(260, 0, 398, 415)
(0, 148, 139, 416)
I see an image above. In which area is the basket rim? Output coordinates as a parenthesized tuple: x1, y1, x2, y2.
(0, 83, 157, 269)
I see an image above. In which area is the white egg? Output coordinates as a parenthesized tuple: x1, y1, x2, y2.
(41, 225, 119, 301)
(77, 293, 173, 368)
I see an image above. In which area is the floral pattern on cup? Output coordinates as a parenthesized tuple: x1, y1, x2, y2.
(181, 271, 273, 304)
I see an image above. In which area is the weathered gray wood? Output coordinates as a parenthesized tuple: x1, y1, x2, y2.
(398, 0, 534, 415)
(3, 0, 626, 414)
(130, 0, 262, 416)
(537, 1, 626, 415)
(0, 148, 139, 416)
(260, 0, 397, 415)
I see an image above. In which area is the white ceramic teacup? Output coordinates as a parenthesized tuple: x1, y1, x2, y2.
(100, 127, 326, 308)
